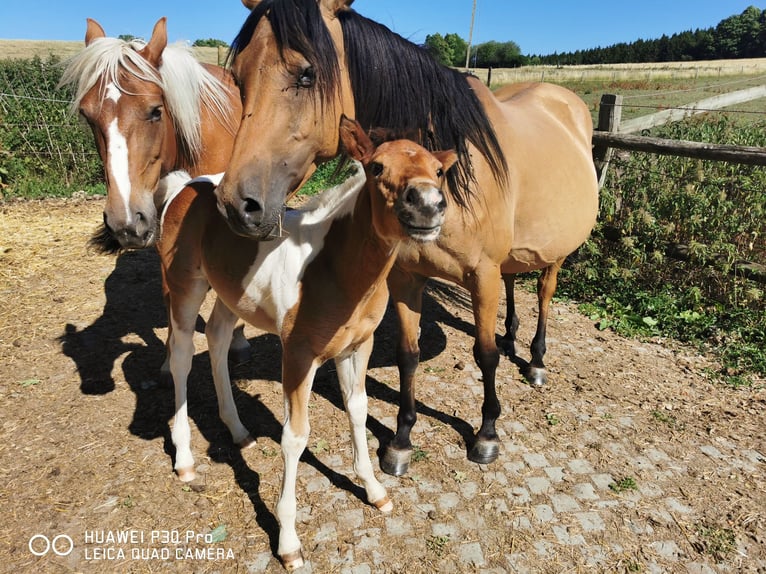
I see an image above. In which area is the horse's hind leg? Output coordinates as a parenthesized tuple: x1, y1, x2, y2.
(467, 267, 502, 465)
(381, 269, 428, 476)
(206, 298, 255, 448)
(167, 279, 210, 482)
(499, 273, 520, 357)
(527, 258, 565, 387)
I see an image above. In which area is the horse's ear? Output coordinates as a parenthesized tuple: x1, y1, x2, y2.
(321, 0, 354, 16)
(241, 0, 261, 9)
(139, 17, 168, 67)
(339, 116, 375, 163)
(85, 18, 106, 46)
(433, 150, 459, 174)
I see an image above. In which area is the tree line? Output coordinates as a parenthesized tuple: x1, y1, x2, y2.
(424, 5, 766, 68)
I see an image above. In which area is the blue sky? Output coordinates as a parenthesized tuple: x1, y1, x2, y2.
(0, 1, 762, 55)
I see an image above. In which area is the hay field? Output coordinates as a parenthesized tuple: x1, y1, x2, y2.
(0, 39, 221, 65)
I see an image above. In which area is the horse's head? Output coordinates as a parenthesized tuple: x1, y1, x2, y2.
(72, 18, 177, 250)
(339, 116, 456, 243)
(216, 0, 355, 239)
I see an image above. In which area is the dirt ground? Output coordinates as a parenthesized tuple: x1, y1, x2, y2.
(0, 196, 764, 574)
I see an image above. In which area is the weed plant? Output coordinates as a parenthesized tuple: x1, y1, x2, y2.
(560, 114, 765, 386)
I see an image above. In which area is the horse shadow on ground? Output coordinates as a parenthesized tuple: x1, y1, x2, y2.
(57, 248, 516, 555)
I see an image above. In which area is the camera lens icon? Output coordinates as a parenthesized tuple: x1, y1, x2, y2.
(29, 534, 74, 557)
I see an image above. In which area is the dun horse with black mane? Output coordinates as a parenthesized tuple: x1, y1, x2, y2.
(159, 117, 457, 568)
(216, 0, 599, 476)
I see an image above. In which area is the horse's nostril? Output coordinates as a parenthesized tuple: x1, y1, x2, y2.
(243, 197, 263, 214)
(136, 211, 146, 223)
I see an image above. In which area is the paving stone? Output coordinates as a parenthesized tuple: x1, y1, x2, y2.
(572, 482, 600, 501)
(590, 473, 616, 490)
(568, 458, 595, 474)
(385, 516, 413, 536)
(649, 540, 683, 561)
(543, 466, 565, 482)
(507, 486, 531, 505)
(432, 522, 461, 539)
(533, 504, 555, 523)
(526, 476, 551, 494)
(438, 492, 461, 511)
(553, 524, 586, 545)
(576, 511, 606, 532)
(700, 444, 725, 459)
(523, 452, 549, 468)
(458, 542, 486, 567)
(550, 493, 581, 513)
(666, 497, 694, 514)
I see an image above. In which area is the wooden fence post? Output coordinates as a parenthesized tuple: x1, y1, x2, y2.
(592, 93, 623, 188)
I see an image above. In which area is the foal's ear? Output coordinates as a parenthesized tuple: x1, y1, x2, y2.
(321, 0, 354, 16)
(339, 116, 375, 164)
(139, 17, 168, 67)
(85, 18, 106, 46)
(433, 150, 459, 174)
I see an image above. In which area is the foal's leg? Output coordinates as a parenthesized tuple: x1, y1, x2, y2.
(381, 268, 428, 476)
(466, 266, 503, 465)
(498, 273, 520, 357)
(276, 354, 318, 570)
(206, 298, 255, 448)
(335, 337, 392, 512)
(228, 322, 251, 364)
(167, 279, 210, 482)
(527, 258, 565, 387)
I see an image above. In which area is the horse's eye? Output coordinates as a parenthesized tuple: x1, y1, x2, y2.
(370, 162, 383, 177)
(436, 168, 444, 178)
(149, 106, 163, 122)
(297, 67, 315, 88)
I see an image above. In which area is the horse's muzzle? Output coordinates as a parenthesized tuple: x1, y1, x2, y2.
(218, 200, 286, 241)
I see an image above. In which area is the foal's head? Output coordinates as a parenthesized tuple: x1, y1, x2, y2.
(339, 116, 457, 243)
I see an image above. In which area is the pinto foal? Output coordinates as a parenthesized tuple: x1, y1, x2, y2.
(158, 117, 456, 569)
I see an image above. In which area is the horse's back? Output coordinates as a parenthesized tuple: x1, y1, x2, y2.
(474, 79, 599, 271)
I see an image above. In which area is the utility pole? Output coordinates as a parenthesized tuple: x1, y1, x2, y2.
(465, 0, 477, 69)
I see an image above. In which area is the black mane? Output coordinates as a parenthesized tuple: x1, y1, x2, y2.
(230, 0, 508, 207)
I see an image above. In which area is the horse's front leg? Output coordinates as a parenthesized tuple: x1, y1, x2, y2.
(466, 265, 503, 465)
(206, 298, 256, 448)
(527, 258, 565, 387)
(166, 279, 210, 482)
(498, 273, 520, 357)
(276, 353, 318, 571)
(334, 337, 392, 512)
(381, 268, 428, 476)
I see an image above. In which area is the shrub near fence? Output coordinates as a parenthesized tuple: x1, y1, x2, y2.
(0, 55, 103, 198)
(562, 113, 765, 385)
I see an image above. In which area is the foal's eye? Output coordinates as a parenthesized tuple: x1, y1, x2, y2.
(436, 168, 444, 178)
(148, 106, 163, 122)
(370, 162, 384, 177)
(297, 66, 315, 88)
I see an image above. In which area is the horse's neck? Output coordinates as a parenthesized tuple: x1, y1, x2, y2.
(320, 190, 399, 301)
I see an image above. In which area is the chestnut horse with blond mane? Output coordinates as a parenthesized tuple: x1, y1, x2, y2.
(59, 17, 254, 448)
(159, 117, 456, 568)
(216, 0, 599, 477)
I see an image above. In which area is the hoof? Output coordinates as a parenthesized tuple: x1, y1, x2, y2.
(380, 446, 412, 476)
(371, 495, 393, 513)
(238, 435, 257, 449)
(176, 466, 196, 482)
(498, 336, 516, 357)
(525, 367, 548, 387)
(468, 438, 500, 465)
(280, 548, 304, 571)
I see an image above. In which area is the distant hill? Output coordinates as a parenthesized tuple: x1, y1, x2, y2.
(0, 39, 222, 66)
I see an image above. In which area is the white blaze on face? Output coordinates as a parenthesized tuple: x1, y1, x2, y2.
(105, 87, 132, 222)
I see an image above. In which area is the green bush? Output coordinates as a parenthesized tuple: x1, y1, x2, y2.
(0, 55, 104, 199)
(561, 114, 765, 385)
